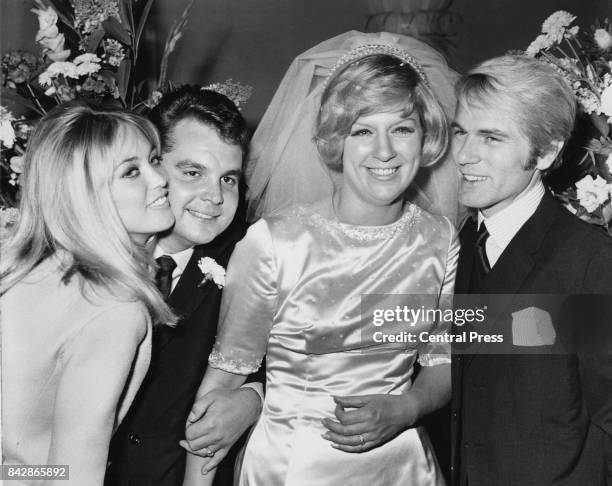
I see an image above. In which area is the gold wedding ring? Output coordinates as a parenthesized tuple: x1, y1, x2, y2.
(203, 447, 215, 457)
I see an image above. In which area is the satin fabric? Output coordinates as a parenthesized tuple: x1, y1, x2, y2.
(210, 200, 458, 485)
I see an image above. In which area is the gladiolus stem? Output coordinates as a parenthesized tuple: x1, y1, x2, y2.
(25, 83, 46, 115)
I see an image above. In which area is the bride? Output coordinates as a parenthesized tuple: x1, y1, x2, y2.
(183, 31, 460, 486)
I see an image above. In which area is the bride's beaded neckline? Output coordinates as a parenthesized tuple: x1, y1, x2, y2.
(296, 200, 420, 242)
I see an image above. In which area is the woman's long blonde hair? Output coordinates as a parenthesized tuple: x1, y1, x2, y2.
(0, 102, 175, 325)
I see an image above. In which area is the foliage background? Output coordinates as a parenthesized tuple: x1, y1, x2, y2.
(2, 0, 609, 127)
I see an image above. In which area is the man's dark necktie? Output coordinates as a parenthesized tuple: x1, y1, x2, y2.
(476, 223, 491, 276)
(155, 255, 177, 300)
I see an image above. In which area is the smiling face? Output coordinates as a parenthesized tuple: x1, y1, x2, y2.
(158, 118, 242, 252)
(339, 110, 423, 221)
(451, 101, 551, 217)
(110, 127, 174, 245)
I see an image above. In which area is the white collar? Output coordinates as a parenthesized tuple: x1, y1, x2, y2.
(478, 180, 545, 251)
(153, 245, 194, 275)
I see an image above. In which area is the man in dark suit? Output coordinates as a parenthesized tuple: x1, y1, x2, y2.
(106, 86, 262, 486)
(450, 55, 612, 485)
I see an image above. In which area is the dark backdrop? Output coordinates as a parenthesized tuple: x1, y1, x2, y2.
(2, 0, 609, 127)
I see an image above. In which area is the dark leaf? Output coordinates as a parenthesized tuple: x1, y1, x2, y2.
(134, 0, 155, 54)
(45, 0, 74, 25)
(102, 17, 132, 45)
(0, 87, 44, 116)
(157, 0, 194, 87)
(554, 193, 571, 204)
(126, 0, 135, 36)
(117, 0, 134, 33)
(135, 78, 150, 99)
(589, 113, 610, 138)
(86, 27, 106, 52)
(116, 59, 132, 103)
(62, 27, 81, 48)
(97, 68, 117, 85)
(45, 0, 81, 40)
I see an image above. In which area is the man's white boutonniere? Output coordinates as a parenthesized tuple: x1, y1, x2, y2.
(198, 257, 226, 289)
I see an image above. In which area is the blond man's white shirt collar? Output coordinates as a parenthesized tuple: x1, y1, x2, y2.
(477, 181, 545, 268)
(153, 245, 194, 292)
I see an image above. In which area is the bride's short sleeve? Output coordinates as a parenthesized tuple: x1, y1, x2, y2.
(208, 219, 278, 375)
(418, 220, 459, 367)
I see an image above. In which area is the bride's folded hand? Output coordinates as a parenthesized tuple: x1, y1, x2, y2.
(320, 394, 420, 453)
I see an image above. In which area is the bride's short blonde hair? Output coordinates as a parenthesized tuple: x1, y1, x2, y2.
(1, 102, 175, 325)
(314, 54, 449, 170)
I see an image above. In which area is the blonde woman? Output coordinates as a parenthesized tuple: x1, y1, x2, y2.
(1, 103, 175, 486)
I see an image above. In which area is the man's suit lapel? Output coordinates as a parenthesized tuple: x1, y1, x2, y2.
(156, 222, 246, 351)
(456, 216, 478, 294)
(463, 192, 561, 363)
(168, 247, 209, 320)
(156, 247, 212, 351)
(484, 191, 559, 294)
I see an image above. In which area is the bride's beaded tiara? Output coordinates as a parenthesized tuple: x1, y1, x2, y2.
(325, 44, 430, 88)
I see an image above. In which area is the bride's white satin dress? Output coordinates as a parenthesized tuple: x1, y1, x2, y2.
(209, 200, 458, 485)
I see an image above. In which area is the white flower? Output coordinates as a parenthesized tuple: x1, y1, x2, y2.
(75, 61, 101, 76)
(38, 61, 78, 86)
(198, 257, 226, 289)
(0, 207, 19, 229)
(0, 107, 16, 148)
(32, 2, 70, 62)
(74, 53, 101, 65)
(102, 39, 125, 67)
(72, 54, 101, 76)
(575, 175, 610, 213)
(600, 83, 612, 117)
(144, 90, 163, 108)
(203, 79, 254, 109)
(606, 153, 612, 175)
(0, 119, 16, 148)
(541, 11, 576, 42)
(38, 32, 64, 52)
(594, 28, 612, 50)
(73, 0, 120, 35)
(576, 87, 600, 114)
(31, 3, 59, 36)
(565, 25, 579, 37)
(0, 106, 14, 120)
(10, 154, 25, 174)
(526, 34, 553, 57)
(47, 46, 71, 62)
(557, 57, 581, 76)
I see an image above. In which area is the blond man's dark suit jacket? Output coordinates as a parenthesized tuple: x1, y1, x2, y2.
(451, 191, 612, 485)
(106, 221, 247, 486)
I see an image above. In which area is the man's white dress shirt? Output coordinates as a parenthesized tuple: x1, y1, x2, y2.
(477, 181, 545, 268)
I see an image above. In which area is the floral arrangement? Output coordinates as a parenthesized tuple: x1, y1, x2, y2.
(1, 1, 254, 215)
(0, 0, 195, 209)
(525, 11, 612, 235)
(202, 79, 253, 110)
(198, 257, 226, 289)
